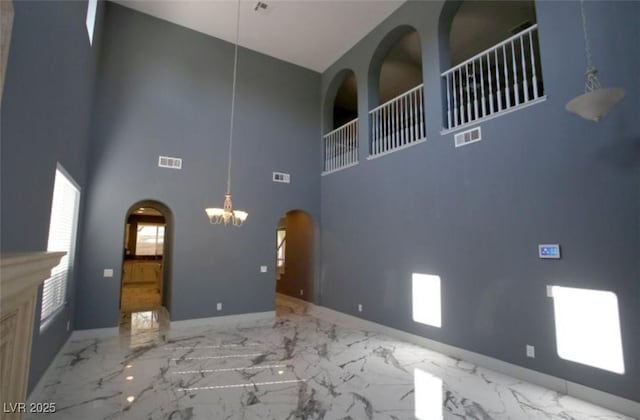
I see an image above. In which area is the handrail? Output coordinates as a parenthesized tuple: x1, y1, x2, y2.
(369, 83, 424, 114)
(323, 118, 358, 138)
(441, 24, 538, 77)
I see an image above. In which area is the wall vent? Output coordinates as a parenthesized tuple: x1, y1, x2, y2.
(272, 172, 290, 183)
(454, 127, 481, 148)
(158, 156, 182, 169)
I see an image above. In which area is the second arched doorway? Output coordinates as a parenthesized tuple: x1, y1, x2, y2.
(120, 200, 174, 318)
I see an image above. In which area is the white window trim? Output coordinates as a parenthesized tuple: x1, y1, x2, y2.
(40, 163, 81, 332)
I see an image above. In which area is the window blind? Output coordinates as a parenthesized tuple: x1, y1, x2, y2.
(41, 166, 80, 328)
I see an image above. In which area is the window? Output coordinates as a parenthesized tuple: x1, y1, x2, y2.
(412, 273, 442, 328)
(41, 165, 80, 329)
(550, 286, 625, 374)
(86, 0, 97, 45)
(135, 224, 164, 256)
(276, 229, 286, 268)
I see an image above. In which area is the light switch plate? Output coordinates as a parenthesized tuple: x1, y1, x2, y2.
(260, 265, 267, 273)
(103, 269, 114, 277)
(216, 302, 222, 311)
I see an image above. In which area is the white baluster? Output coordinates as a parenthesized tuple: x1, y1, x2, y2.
(446, 74, 452, 129)
(417, 87, 425, 139)
(495, 50, 502, 111)
(520, 35, 529, 102)
(458, 70, 465, 124)
(511, 40, 519, 105)
(480, 56, 486, 117)
(472, 60, 478, 121)
(529, 29, 539, 99)
(452, 72, 458, 127)
(503, 45, 511, 108)
(465, 64, 471, 123)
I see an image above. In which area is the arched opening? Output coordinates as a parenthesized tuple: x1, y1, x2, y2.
(119, 200, 173, 325)
(368, 26, 425, 157)
(323, 69, 359, 173)
(378, 31, 422, 104)
(333, 71, 358, 130)
(440, 0, 544, 130)
(273, 210, 315, 312)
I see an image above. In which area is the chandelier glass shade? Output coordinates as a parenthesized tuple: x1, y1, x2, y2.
(205, 0, 248, 226)
(206, 194, 247, 226)
(565, 0, 625, 122)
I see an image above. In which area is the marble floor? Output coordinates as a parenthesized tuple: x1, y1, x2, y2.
(27, 297, 632, 420)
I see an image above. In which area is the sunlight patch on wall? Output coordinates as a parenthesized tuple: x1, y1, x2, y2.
(550, 286, 625, 374)
(412, 273, 442, 328)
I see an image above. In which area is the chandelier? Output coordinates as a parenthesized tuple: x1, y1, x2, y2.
(205, 0, 248, 226)
(565, 0, 625, 122)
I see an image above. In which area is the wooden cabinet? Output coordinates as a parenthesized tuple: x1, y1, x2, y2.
(0, 252, 64, 420)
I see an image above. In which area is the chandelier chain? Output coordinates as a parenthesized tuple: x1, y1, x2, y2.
(579, 0, 594, 70)
(226, 0, 241, 195)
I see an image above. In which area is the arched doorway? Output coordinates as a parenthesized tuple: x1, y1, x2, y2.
(274, 210, 315, 310)
(120, 200, 173, 317)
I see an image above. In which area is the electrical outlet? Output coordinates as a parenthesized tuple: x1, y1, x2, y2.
(103, 269, 113, 277)
(66, 321, 70, 331)
(299, 289, 304, 296)
(526, 345, 535, 358)
(216, 302, 222, 311)
(260, 265, 267, 273)
(358, 304, 363, 312)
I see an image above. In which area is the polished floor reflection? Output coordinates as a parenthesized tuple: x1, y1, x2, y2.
(27, 298, 631, 419)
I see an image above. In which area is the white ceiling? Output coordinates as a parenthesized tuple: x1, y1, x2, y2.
(113, 0, 406, 73)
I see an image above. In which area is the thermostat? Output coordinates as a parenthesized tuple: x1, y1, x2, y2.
(538, 244, 561, 259)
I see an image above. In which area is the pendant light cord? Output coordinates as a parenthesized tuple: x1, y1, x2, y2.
(226, 0, 241, 195)
(579, 0, 593, 70)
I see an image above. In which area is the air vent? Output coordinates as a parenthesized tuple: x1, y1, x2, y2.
(158, 155, 182, 169)
(272, 172, 290, 183)
(454, 127, 481, 148)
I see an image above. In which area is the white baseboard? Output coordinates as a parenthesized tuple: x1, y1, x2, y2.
(299, 300, 639, 419)
(170, 311, 275, 329)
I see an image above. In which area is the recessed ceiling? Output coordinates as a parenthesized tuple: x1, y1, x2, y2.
(113, 0, 406, 73)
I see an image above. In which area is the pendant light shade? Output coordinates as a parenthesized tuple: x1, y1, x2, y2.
(565, 0, 625, 122)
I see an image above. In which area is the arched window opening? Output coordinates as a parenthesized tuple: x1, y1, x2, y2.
(441, 0, 545, 131)
(369, 28, 426, 158)
(323, 70, 359, 174)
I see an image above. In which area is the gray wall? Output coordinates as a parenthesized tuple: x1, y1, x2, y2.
(277, 210, 315, 300)
(0, 0, 103, 393)
(319, 0, 639, 402)
(75, 3, 320, 328)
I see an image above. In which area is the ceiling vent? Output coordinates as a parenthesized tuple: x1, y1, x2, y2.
(272, 172, 290, 183)
(158, 155, 182, 169)
(454, 127, 481, 148)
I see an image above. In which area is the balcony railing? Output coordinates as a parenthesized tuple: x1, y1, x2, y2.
(441, 24, 545, 132)
(322, 118, 359, 174)
(369, 84, 425, 158)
